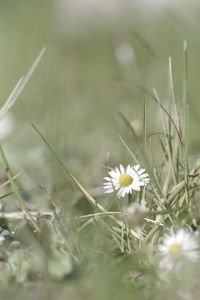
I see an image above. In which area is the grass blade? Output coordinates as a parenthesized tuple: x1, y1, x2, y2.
(0, 46, 46, 122)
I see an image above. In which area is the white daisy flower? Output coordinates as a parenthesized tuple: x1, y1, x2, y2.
(158, 229, 199, 271)
(103, 164, 149, 198)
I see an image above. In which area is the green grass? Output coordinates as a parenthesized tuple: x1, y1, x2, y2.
(0, 1, 200, 299)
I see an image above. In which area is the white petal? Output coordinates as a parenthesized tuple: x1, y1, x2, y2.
(104, 188, 114, 194)
(128, 186, 132, 193)
(126, 165, 131, 173)
(138, 168, 146, 175)
(108, 170, 119, 179)
(121, 188, 127, 198)
(120, 165, 125, 173)
(133, 164, 140, 171)
(103, 185, 112, 189)
(104, 177, 112, 181)
(117, 188, 124, 198)
(139, 181, 146, 186)
(114, 167, 121, 175)
(139, 173, 149, 178)
(132, 184, 140, 191)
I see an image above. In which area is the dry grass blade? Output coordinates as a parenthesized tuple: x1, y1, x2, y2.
(0, 46, 46, 122)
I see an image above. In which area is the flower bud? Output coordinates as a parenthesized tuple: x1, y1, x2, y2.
(123, 203, 146, 227)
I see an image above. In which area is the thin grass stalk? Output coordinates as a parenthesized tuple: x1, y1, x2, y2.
(182, 41, 189, 206)
(143, 98, 147, 152)
(0, 144, 40, 232)
(153, 88, 177, 186)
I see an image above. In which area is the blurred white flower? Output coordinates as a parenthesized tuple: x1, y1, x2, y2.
(103, 164, 149, 198)
(158, 229, 199, 270)
(124, 202, 147, 227)
(0, 114, 15, 140)
(115, 43, 135, 68)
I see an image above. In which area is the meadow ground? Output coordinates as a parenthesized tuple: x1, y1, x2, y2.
(0, 1, 200, 299)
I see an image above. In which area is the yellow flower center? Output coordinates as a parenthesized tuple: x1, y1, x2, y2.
(119, 174, 133, 187)
(168, 243, 182, 258)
